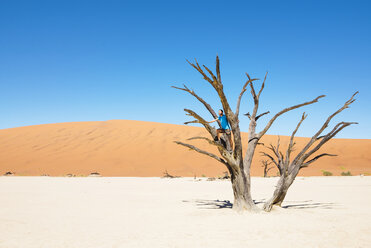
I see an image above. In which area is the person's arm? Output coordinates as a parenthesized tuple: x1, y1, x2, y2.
(208, 118, 218, 123)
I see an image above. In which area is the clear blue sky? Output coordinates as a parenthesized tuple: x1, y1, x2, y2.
(1, 0, 370, 138)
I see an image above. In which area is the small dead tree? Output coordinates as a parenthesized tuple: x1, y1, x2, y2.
(172, 56, 325, 211)
(162, 170, 180, 178)
(261, 160, 274, 177)
(262, 92, 358, 211)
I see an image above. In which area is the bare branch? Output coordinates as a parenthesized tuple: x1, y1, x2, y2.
(261, 159, 275, 177)
(187, 58, 234, 120)
(187, 136, 225, 149)
(172, 84, 221, 128)
(290, 113, 307, 143)
(293, 92, 358, 164)
(186, 59, 214, 84)
(203, 65, 218, 83)
(245, 72, 267, 121)
(261, 152, 281, 174)
(257, 72, 268, 98)
(316, 135, 326, 140)
(172, 84, 219, 120)
(286, 113, 307, 164)
(247, 73, 258, 102)
(275, 137, 283, 166)
(255, 111, 270, 121)
(184, 120, 199, 125)
(266, 143, 279, 158)
(261, 160, 273, 166)
(216, 55, 221, 83)
(174, 141, 227, 165)
(257, 95, 325, 139)
(261, 152, 278, 166)
(301, 153, 337, 168)
(235, 77, 259, 117)
(300, 122, 357, 162)
(311, 92, 358, 140)
(248, 137, 259, 143)
(329, 122, 358, 138)
(184, 109, 217, 137)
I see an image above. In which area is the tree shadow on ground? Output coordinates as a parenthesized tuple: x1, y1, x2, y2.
(183, 199, 233, 209)
(183, 199, 268, 209)
(281, 200, 339, 209)
(184, 199, 339, 210)
(254, 199, 339, 210)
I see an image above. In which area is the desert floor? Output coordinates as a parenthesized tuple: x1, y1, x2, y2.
(0, 176, 370, 248)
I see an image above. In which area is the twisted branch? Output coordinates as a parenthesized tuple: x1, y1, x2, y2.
(255, 111, 270, 121)
(174, 141, 227, 165)
(293, 92, 358, 164)
(236, 77, 259, 117)
(285, 113, 307, 164)
(184, 109, 216, 137)
(258, 95, 325, 139)
(187, 136, 225, 149)
(172, 84, 219, 120)
(261, 152, 281, 174)
(299, 121, 357, 163)
(187, 57, 234, 120)
(301, 153, 337, 168)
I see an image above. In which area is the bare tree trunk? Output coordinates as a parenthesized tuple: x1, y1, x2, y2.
(262, 160, 273, 177)
(231, 169, 257, 211)
(263, 169, 298, 211)
(238, 140, 260, 211)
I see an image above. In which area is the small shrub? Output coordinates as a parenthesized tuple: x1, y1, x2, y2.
(322, 170, 333, 176)
(201, 174, 206, 177)
(341, 171, 352, 176)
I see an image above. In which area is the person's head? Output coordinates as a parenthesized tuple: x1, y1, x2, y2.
(218, 109, 224, 116)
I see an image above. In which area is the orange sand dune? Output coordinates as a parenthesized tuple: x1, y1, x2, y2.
(0, 120, 370, 177)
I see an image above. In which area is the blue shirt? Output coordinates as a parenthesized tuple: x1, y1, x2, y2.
(218, 115, 230, 130)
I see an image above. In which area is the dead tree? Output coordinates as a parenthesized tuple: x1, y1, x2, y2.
(172, 56, 325, 211)
(162, 170, 179, 178)
(262, 92, 358, 211)
(261, 160, 274, 177)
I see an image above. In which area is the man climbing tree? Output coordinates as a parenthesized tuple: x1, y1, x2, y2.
(207, 109, 232, 146)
